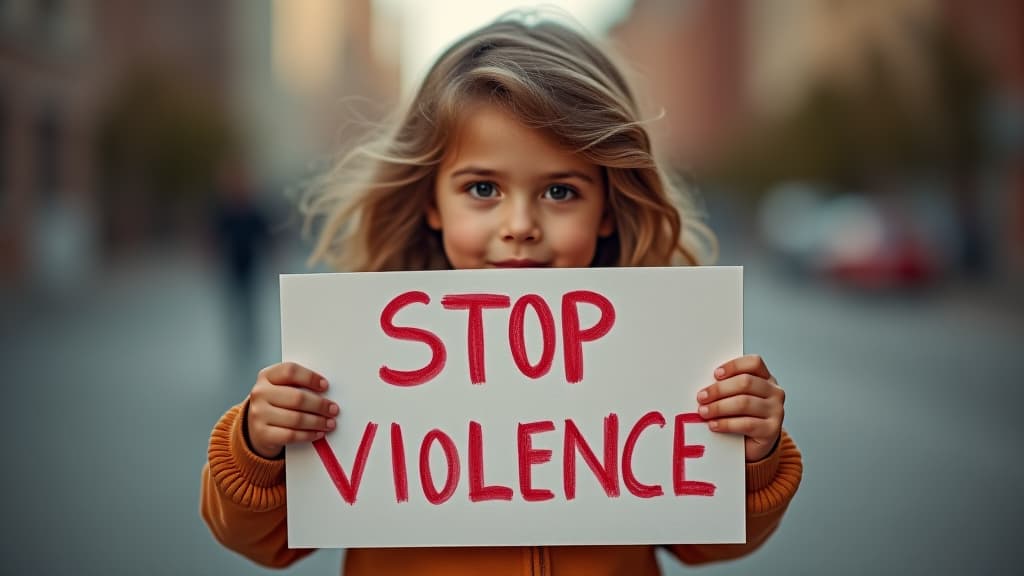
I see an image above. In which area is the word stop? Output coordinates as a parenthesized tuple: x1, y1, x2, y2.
(378, 290, 616, 386)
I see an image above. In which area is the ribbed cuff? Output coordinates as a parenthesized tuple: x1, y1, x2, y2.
(745, 439, 782, 493)
(230, 398, 287, 486)
(744, 429, 802, 516)
(206, 401, 287, 510)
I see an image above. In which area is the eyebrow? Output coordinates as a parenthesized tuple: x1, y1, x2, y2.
(450, 166, 596, 184)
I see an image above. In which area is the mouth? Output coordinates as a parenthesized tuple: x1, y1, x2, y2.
(489, 259, 549, 268)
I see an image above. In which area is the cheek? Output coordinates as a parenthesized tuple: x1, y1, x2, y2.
(441, 216, 489, 255)
(550, 226, 601, 262)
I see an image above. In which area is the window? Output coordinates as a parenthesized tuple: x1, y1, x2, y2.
(35, 105, 61, 202)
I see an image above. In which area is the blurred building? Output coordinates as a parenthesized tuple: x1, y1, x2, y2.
(611, 0, 1023, 282)
(0, 0, 399, 284)
(610, 0, 746, 168)
(938, 0, 1024, 281)
(0, 0, 231, 282)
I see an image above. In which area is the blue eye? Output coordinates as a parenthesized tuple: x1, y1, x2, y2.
(467, 182, 497, 198)
(544, 185, 576, 201)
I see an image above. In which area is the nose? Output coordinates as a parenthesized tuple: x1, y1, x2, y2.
(500, 198, 542, 243)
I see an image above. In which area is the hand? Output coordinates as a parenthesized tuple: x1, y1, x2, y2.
(696, 354, 785, 462)
(247, 362, 340, 459)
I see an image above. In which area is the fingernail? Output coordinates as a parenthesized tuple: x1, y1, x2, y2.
(699, 405, 709, 417)
(329, 403, 339, 416)
(315, 431, 325, 439)
(714, 367, 725, 379)
(320, 379, 329, 390)
(709, 420, 719, 430)
(697, 390, 708, 402)
(326, 419, 336, 429)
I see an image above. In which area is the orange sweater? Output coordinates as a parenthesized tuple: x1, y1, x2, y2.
(201, 402, 802, 575)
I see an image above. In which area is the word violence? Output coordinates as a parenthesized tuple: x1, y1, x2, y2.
(379, 290, 615, 386)
(312, 410, 716, 506)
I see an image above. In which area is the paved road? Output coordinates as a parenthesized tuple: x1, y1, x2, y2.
(1, 249, 1020, 575)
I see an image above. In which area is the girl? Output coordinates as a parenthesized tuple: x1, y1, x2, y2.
(201, 14, 802, 576)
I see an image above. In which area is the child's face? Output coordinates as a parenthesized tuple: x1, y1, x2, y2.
(428, 104, 614, 270)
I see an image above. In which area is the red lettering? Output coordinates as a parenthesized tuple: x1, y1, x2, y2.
(563, 414, 620, 499)
(313, 422, 378, 505)
(468, 421, 513, 502)
(379, 291, 446, 386)
(390, 423, 409, 502)
(561, 290, 615, 384)
(517, 420, 556, 502)
(673, 413, 716, 496)
(622, 411, 665, 498)
(419, 428, 460, 504)
(508, 294, 556, 379)
(441, 294, 512, 384)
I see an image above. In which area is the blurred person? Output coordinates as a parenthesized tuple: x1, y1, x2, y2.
(212, 156, 270, 363)
(200, 13, 801, 576)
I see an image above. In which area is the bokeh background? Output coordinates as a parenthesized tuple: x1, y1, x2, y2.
(1, 1, 1022, 574)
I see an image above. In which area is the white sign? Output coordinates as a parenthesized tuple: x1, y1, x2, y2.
(282, 267, 744, 548)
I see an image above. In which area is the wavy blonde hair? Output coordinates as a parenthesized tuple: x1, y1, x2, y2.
(302, 14, 716, 272)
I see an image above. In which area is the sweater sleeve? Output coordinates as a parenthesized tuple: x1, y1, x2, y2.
(665, 428, 802, 565)
(199, 400, 317, 568)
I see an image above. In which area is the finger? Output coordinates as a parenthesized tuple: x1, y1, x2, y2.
(265, 385, 339, 418)
(698, 395, 773, 420)
(698, 374, 776, 403)
(706, 416, 773, 437)
(262, 405, 337, 432)
(261, 362, 328, 391)
(260, 425, 327, 447)
(714, 354, 771, 381)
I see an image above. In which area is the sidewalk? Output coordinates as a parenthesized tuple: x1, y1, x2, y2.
(1, 250, 341, 576)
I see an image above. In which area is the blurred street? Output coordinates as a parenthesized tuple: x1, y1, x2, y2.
(1, 245, 1020, 575)
(2, 1, 1022, 574)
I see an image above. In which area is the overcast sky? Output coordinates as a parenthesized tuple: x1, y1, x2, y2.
(372, 0, 632, 93)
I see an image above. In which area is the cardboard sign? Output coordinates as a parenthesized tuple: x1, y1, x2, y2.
(281, 267, 744, 548)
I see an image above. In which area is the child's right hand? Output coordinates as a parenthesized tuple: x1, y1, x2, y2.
(246, 362, 340, 459)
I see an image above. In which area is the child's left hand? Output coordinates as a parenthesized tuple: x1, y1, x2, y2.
(696, 354, 785, 462)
